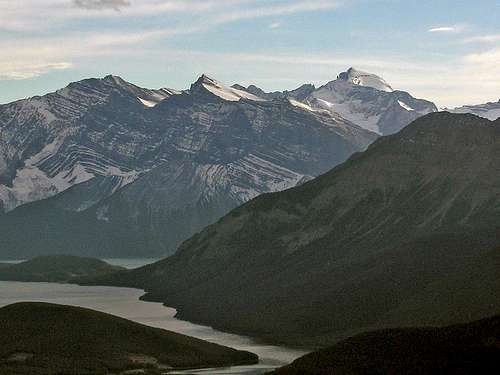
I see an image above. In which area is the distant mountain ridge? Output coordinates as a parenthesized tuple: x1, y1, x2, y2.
(0, 68, 438, 258)
(451, 99, 500, 121)
(0, 70, 381, 258)
(85, 112, 500, 346)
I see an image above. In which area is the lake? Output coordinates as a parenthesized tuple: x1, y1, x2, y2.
(0, 258, 308, 374)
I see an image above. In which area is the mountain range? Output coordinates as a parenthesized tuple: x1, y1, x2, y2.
(0, 68, 438, 258)
(450, 99, 500, 121)
(85, 112, 500, 347)
(2, 66, 500, 357)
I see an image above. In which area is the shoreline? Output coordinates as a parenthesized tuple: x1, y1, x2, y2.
(0, 280, 309, 374)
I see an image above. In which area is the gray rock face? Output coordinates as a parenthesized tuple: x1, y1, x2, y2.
(0, 75, 176, 212)
(0, 74, 376, 258)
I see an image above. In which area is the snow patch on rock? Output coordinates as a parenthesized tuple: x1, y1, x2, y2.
(138, 98, 158, 107)
(199, 75, 266, 102)
(398, 100, 414, 111)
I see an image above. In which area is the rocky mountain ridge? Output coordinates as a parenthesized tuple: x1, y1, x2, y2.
(0, 70, 380, 258)
(451, 99, 500, 121)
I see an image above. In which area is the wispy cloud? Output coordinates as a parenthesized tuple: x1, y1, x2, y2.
(462, 34, 500, 44)
(132, 48, 500, 108)
(428, 25, 464, 33)
(73, 0, 130, 11)
(0, 62, 72, 80)
(0, 0, 344, 81)
(2, 37, 500, 107)
(0, 0, 342, 32)
(1, 1, 498, 108)
(213, 1, 341, 24)
(465, 47, 500, 66)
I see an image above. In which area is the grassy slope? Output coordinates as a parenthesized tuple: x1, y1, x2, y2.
(271, 314, 500, 374)
(0, 302, 258, 375)
(0, 255, 124, 282)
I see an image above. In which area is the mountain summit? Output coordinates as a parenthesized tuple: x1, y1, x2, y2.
(307, 67, 437, 134)
(338, 67, 394, 92)
(191, 74, 264, 102)
(234, 68, 437, 135)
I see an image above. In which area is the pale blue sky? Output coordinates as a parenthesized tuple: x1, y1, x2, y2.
(1, 0, 499, 107)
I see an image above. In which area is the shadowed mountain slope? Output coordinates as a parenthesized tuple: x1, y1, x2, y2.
(85, 113, 500, 346)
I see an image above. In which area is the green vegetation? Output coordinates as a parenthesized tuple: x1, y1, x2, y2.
(270, 314, 500, 374)
(0, 302, 258, 375)
(83, 113, 500, 347)
(0, 255, 124, 282)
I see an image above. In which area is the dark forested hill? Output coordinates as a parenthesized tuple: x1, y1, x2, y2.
(0, 255, 123, 282)
(0, 302, 258, 375)
(270, 314, 500, 375)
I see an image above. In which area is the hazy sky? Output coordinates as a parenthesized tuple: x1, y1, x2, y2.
(0, 0, 499, 107)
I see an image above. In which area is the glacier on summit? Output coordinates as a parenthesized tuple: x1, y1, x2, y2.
(306, 68, 437, 135)
(235, 67, 437, 135)
(338, 67, 394, 92)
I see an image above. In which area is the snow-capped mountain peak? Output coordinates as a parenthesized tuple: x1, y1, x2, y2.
(338, 67, 393, 92)
(305, 68, 437, 135)
(192, 74, 266, 102)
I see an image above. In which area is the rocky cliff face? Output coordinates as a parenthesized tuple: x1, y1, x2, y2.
(0, 75, 175, 212)
(0, 73, 376, 258)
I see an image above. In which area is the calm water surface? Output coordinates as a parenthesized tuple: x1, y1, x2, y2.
(0, 259, 308, 374)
